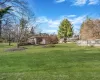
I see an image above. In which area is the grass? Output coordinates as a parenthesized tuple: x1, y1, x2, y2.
(0, 43, 100, 80)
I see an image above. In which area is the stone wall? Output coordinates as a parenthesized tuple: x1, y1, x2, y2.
(77, 39, 100, 46)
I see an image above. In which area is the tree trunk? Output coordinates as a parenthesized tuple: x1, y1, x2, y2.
(8, 33, 11, 46)
(16, 26, 20, 48)
(66, 37, 67, 43)
(64, 37, 67, 43)
(17, 37, 20, 48)
(0, 19, 2, 38)
(17, 43, 20, 48)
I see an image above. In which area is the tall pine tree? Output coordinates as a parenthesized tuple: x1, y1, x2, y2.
(58, 19, 73, 43)
(0, 6, 11, 38)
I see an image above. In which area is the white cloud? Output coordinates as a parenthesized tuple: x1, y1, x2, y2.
(36, 15, 87, 33)
(48, 19, 61, 27)
(88, 0, 100, 5)
(70, 15, 86, 25)
(60, 15, 77, 19)
(54, 0, 100, 6)
(55, 0, 66, 3)
(36, 16, 49, 23)
(67, 15, 77, 18)
(73, 0, 87, 6)
(44, 30, 57, 33)
(36, 16, 61, 27)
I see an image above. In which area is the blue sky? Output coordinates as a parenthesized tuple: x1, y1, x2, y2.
(28, 0, 100, 34)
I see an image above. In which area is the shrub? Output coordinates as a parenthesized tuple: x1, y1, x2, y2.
(48, 44, 55, 47)
(49, 35, 58, 44)
(0, 39, 3, 43)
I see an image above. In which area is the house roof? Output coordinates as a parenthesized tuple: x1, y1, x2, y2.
(29, 36, 50, 39)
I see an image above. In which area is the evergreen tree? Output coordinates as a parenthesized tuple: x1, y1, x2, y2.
(58, 19, 73, 43)
(0, 6, 11, 38)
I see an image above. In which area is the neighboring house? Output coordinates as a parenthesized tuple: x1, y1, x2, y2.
(27, 36, 50, 45)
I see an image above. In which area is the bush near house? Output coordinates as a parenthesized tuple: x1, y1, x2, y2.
(0, 38, 3, 43)
(49, 35, 58, 44)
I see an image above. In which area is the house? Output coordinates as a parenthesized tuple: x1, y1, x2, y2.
(27, 35, 58, 45)
(27, 36, 50, 45)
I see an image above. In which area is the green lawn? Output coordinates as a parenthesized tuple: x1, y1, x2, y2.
(0, 43, 100, 80)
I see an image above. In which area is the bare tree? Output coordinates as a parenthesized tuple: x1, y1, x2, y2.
(2, 17, 15, 45)
(0, 0, 36, 48)
(0, 0, 30, 38)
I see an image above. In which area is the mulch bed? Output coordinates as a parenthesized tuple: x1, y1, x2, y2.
(5, 47, 27, 52)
